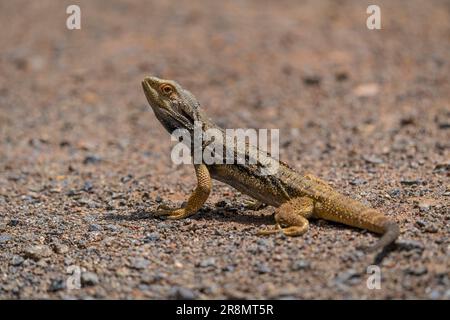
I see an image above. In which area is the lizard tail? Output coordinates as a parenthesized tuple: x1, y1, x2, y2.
(364, 221, 399, 252)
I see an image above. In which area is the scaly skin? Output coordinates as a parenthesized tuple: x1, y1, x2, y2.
(142, 76, 400, 252)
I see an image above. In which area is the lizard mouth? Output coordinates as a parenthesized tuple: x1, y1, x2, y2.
(142, 78, 160, 108)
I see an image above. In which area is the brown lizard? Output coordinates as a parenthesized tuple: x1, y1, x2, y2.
(142, 76, 400, 252)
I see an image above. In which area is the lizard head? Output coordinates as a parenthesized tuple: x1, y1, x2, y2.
(142, 76, 202, 133)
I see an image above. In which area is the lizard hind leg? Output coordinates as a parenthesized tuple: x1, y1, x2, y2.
(257, 197, 314, 237)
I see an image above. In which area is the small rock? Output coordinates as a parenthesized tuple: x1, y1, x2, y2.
(7, 219, 20, 227)
(53, 244, 69, 254)
(256, 238, 272, 247)
(215, 200, 228, 208)
(105, 224, 119, 232)
(335, 71, 349, 82)
(83, 155, 102, 165)
(198, 258, 216, 268)
(433, 161, 450, 173)
(11, 255, 24, 266)
(143, 232, 160, 242)
(388, 189, 401, 197)
(350, 178, 367, 186)
(400, 179, 422, 186)
(415, 220, 438, 233)
(424, 224, 438, 233)
(120, 175, 133, 183)
(81, 272, 99, 286)
(416, 219, 427, 228)
(335, 269, 360, 285)
(66, 189, 79, 197)
(169, 286, 197, 300)
(223, 265, 235, 272)
(130, 257, 150, 270)
(48, 279, 66, 292)
(416, 199, 435, 212)
(353, 83, 379, 97)
(23, 245, 52, 261)
(0, 234, 12, 243)
(363, 155, 384, 164)
(397, 239, 425, 251)
(88, 224, 102, 232)
(405, 266, 428, 276)
(115, 267, 130, 277)
(303, 74, 321, 86)
(141, 273, 164, 284)
(255, 263, 271, 274)
(291, 259, 310, 271)
(429, 290, 441, 299)
(83, 181, 93, 192)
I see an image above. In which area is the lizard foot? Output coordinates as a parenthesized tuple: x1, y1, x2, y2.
(154, 207, 192, 220)
(257, 224, 308, 237)
(257, 224, 282, 235)
(243, 199, 267, 211)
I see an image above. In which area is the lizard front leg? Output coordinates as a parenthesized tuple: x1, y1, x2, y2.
(154, 164, 212, 219)
(258, 197, 314, 236)
(305, 174, 333, 191)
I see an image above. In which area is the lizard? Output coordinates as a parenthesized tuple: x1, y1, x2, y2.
(141, 76, 400, 252)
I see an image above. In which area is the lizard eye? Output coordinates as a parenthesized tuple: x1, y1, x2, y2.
(160, 84, 174, 95)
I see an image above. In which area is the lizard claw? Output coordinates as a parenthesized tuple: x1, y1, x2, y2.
(242, 199, 267, 211)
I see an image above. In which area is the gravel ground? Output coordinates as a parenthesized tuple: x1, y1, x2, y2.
(0, 0, 449, 299)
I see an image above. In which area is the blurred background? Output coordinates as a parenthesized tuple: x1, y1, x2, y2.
(0, 0, 448, 299)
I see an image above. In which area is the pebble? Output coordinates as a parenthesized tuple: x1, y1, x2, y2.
(256, 238, 272, 247)
(388, 189, 401, 197)
(353, 83, 379, 97)
(88, 224, 102, 232)
(48, 279, 66, 292)
(0, 234, 12, 243)
(83, 155, 102, 165)
(11, 255, 24, 266)
(198, 258, 216, 268)
(335, 269, 360, 285)
(81, 272, 99, 286)
(83, 181, 93, 192)
(223, 265, 235, 272)
(7, 219, 20, 227)
(141, 273, 164, 284)
(291, 259, 311, 271)
(350, 178, 367, 186)
(396, 239, 425, 251)
(23, 245, 52, 261)
(363, 155, 384, 164)
(335, 71, 349, 81)
(434, 162, 450, 172)
(400, 179, 422, 186)
(130, 257, 150, 270)
(418, 200, 433, 212)
(255, 263, 271, 274)
(105, 224, 119, 232)
(120, 174, 133, 183)
(215, 200, 228, 207)
(405, 266, 428, 276)
(144, 232, 160, 242)
(53, 244, 69, 254)
(302, 74, 321, 86)
(169, 286, 197, 300)
(429, 290, 441, 299)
